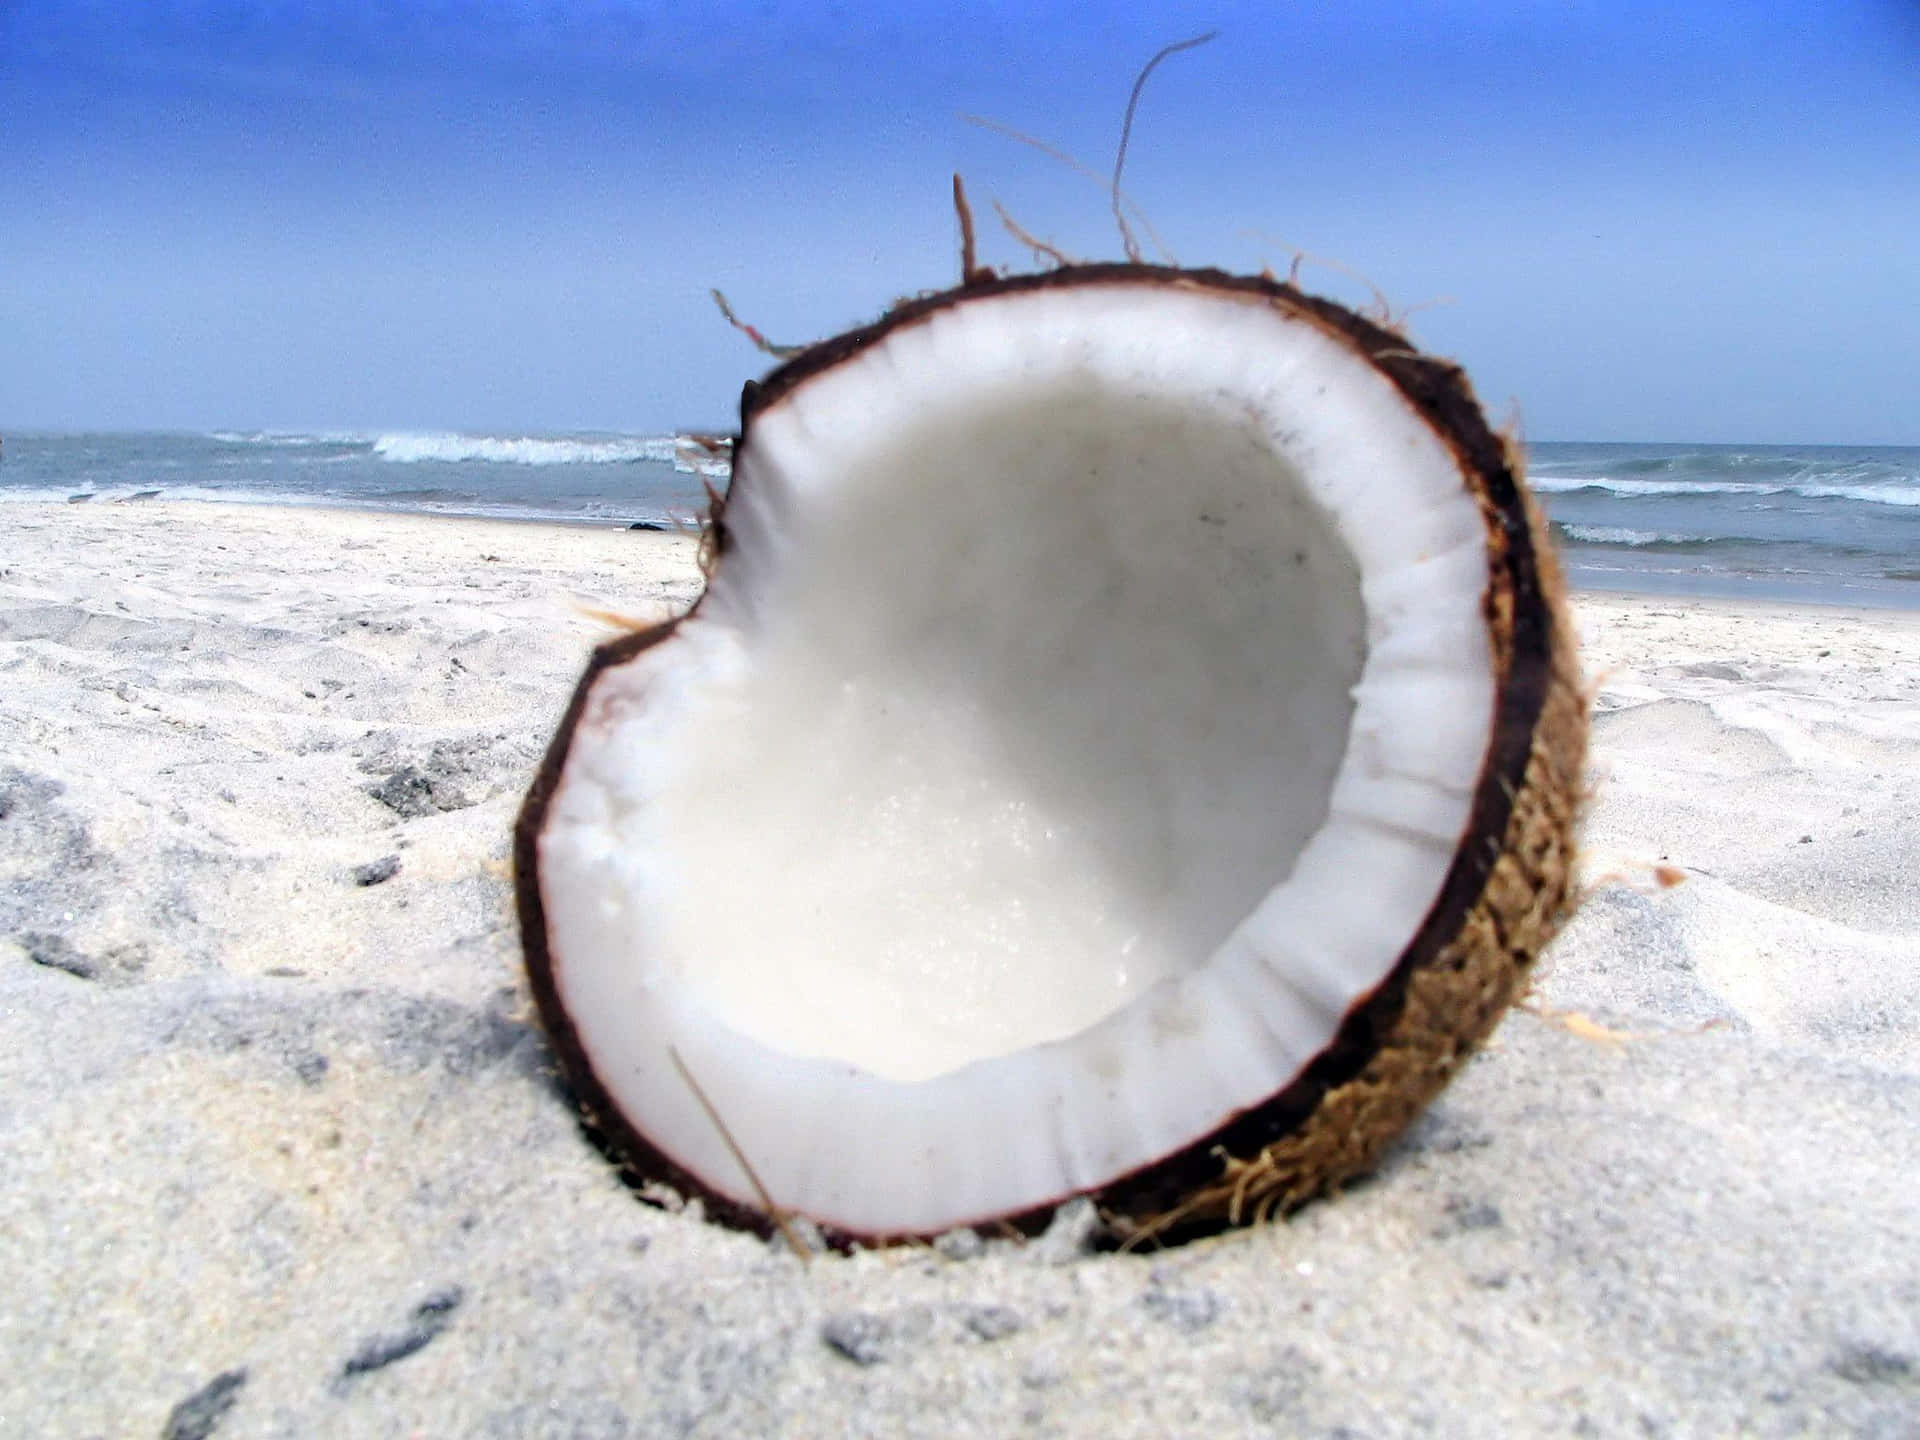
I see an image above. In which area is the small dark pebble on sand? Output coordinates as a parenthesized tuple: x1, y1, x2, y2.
(352, 855, 401, 887)
(1436, 1195, 1504, 1236)
(964, 1305, 1024, 1342)
(161, 1368, 247, 1440)
(341, 1287, 464, 1379)
(822, 1312, 891, 1366)
(22, 935, 146, 987)
(22, 932, 96, 981)
(1829, 1343, 1914, 1385)
(366, 766, 469, 818)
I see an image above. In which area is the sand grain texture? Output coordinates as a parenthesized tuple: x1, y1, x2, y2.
(2, 504, 1916, 1438)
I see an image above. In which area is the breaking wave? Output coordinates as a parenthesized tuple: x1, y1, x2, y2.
(1531, 476, 1788, 499)
(1800, 483, 1920, 507)
(1556, 524, 1714, 549)
(370, 433, 680, 466)
(208, 430, 360, 448)
(1530, 464, 1920, 509)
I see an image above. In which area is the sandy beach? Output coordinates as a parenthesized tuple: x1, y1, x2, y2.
(2, 500, 1916, 1438)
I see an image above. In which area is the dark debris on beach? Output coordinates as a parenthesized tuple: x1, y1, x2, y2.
(351, 854, 401, 887)
(339, 1287, 465, 1382)
(160, 1367, 248, 1440)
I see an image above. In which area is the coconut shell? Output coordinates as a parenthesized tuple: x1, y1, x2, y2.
(515, 265, 1587, 1246)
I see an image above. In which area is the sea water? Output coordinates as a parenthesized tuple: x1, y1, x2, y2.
(0, 430, 716, 529)
(3, 432, 1917, 608)
(1530, 442, 1920, 609)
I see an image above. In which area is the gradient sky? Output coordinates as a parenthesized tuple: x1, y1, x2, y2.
(3, 1, 1918, 441)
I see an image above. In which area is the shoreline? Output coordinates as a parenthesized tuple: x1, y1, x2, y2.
(1571, 581, 1920, 625)
(3, 500, 1916, 1436)
(1559, 563, 1920, 613)
(13, 491, 705, 535)
(13, 494, 1920, 612)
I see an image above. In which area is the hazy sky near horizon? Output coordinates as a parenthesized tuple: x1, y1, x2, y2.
(3, 1, 1918, 442)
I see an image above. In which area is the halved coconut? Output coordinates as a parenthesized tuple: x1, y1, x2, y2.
(516, 265, 1585, 1244)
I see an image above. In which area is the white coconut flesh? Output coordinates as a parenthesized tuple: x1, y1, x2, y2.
(535, 281, 1496, 1236)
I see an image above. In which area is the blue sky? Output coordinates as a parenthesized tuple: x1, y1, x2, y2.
(3, 1, 1917, 441)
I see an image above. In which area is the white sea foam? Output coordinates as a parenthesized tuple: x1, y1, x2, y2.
(1530, 476, 1786, 498)
(1532, 474, 1920, 507)
(209, 430, 363, 447)
(1560, 524, 1698, 547)
(1801, 483, 1920, 507)
(371, 432, 681, 466)
(0, 482, 692, 526)
(0, 483, 303, 508)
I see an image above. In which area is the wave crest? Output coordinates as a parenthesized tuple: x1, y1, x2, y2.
(1556, 524, 1710, 548)
(1801, 483, 1920, 507)
(371, 433, 680, 466)
(1532, 475, 1920, 507)
(1531, 476, 1785, 499)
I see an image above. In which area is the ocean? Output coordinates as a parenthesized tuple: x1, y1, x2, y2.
(3, 432, 1917, 609)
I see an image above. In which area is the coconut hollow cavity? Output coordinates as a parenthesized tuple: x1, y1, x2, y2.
(516, 266, 1586, 1245)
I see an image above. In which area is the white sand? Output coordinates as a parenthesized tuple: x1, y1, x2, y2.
(2, 502, 1915, 1438)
